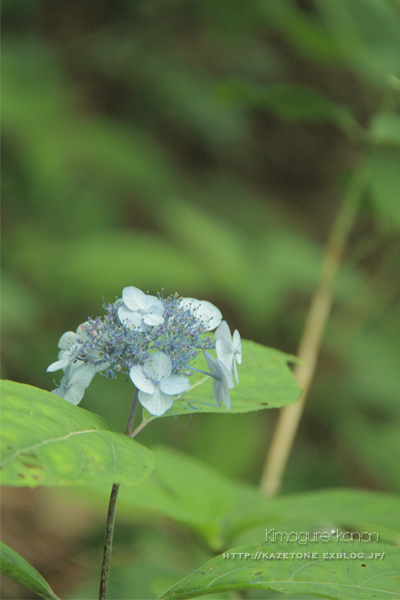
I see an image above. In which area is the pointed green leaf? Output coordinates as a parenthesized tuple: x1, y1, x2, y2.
(115, 445, 234, 549)
(229, 488, 400, 547)
(160, 541, 400, 600)
(104, 447, 400, 550)
(0, 541, 60, 600)
(315, 0, 400, 86)
(218, 79, 356, 131)
(0, 380, 155, 487)
(367, 147, 400, 230)
(168, 340, 301, 416)
(369, 113, 400, 148)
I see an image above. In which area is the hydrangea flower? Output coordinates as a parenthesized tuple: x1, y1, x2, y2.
(47, 331, 82, 372)
(130, 352, 190, 416)
(51, 362, 96, 405)
(180, 298, 222, 331)
(118, 286, 164, 330)
(47, 324, 109, 373)
(203, 351, 234, 410)
(48, 285, 241, 414)
(215, 320, 242, 383)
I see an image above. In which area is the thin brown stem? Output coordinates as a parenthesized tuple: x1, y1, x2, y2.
(99, 482, 120, 600)
(99, 389, 139, 600)
(259, 169, 365, 497)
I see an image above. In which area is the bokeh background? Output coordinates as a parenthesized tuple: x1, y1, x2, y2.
(2, 0, 400, 598)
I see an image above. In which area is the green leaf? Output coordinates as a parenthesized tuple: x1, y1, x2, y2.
(231, 488, 400, 547)
(0, 380, 155, 487)
(160, 541, 400, 600)
(369, 113, 400, 147)
(168, 340, 301, 417)
(218, 79, 356, 130)
(0, 541, 60, 600)
(103, 446, 400, 550)
(261, 0, 341, 63)
(366, 147, 400, 229)
(116, 445, 234, 549)
(315, 0, 400, 86)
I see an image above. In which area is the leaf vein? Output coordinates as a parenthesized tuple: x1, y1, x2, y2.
(1, 428, 104, 466)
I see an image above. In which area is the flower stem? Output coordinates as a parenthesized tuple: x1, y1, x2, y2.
(130, 416, 155, 439)
(259, 167, 365, 497)
(125, 388, 140, 436)
(99, 389, 139, 600)
(99, 482, 120, 600)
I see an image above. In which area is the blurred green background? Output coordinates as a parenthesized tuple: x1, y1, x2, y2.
(2, 0, 400, 598)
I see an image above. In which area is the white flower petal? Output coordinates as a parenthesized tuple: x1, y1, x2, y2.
(196, 301, 222, 330)
(122, 286, 147, 311)
(180, 297, 198, 310)
(52, 363, 96, 405)
(181, 298, 222, 331)
(221, 379, 232, 410)
(233, 360, 239, 385)
(212, 377, 232, 410)
(47, 347, 81, 372)
(215, 320, 231, 342)
(216, 337, 234, 372)
(138, 388, 174, 416)
(233, 330, 242, 363)
(203, 351, 234, 388)
(118, 305, 143, 328)
(217, 358, 234, 389)
(143, 312, 164, 326)
(203, 351, 221, 379)
(69, 363, 96, 387)
(160, 374, 190, 396)
(214, 322, 241, 384)
(47, 356, 71, 372)
(143, 352, 172, 381)
(58, 331, 78, 350)
(129, 365, 155, 394)
(75, 322, 92, 342)
(212, 379, 223, 407)
(144, 296, 164, 315)
(52, 387, 70, 399)
(64, 382, 87, 405)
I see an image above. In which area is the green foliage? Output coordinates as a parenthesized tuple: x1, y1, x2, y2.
(160, 541, 400, 600)
(233, 488, 400, 547)
(94, 446, 400, 550)
(218, 80, 357, 131)
(2, 0, 400, 597)
(168, 340, 301, 417)
(106, 445, 234, 550)
(369, 112, 400, 147)
(315, 0, 400, 84)
(68, 527, 220, 600)
(0, 381, 155, 487)
(6, 229, 208, 306)
(0, 542, 60, 600)
(326, 310, 400, 492)
(366, 147, 400, 230)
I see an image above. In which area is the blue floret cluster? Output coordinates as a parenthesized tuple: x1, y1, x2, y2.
(48, 286, 241, 416)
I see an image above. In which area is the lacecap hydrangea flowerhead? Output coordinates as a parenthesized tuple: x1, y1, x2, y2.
(48, 286, 242, 416)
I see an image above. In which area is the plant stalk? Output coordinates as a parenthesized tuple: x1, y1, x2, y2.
(259, 168, 365, 497)
(99, 389, 139, 600)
